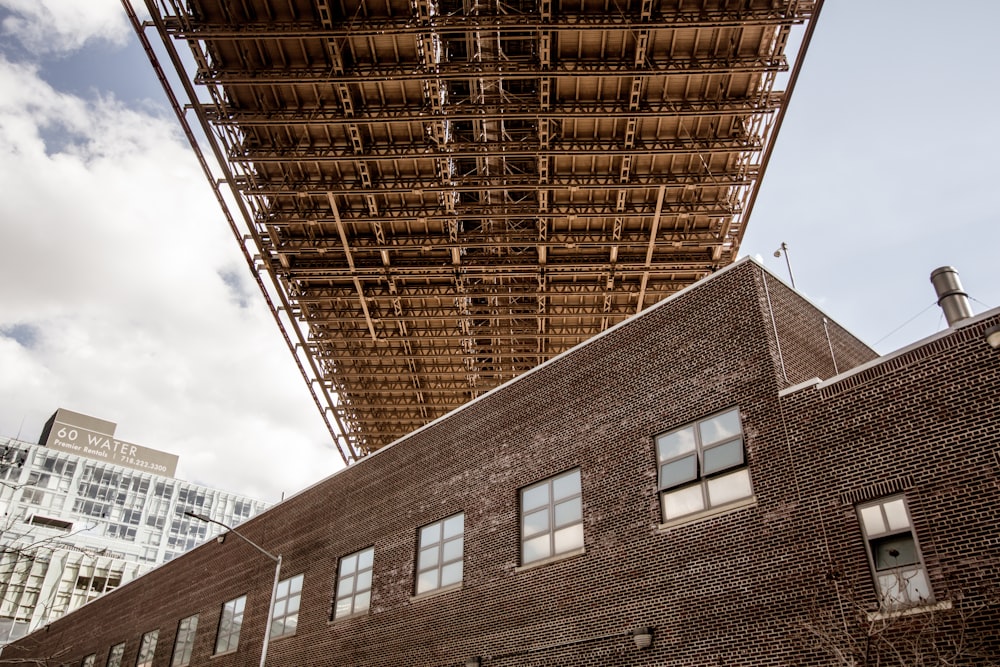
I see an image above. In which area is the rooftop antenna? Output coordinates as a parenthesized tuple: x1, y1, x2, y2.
(773, 242, 797, 289)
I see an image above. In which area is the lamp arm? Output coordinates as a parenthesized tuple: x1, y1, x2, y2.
(184, 512, 279, 562)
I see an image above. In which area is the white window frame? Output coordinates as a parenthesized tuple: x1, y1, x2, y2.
(269, 573, 303, 639)
(82, 655, 96, 667)
(656, 407, 753, 522)
(520, 468, 584, 565)
(214, 595, 246, 655)
(333, 547, 374, 620)
(857, 496, 932, 609)
(415, 513, 464, 595)
(170, 614, 198, 667)
(136, 630, 158, 667)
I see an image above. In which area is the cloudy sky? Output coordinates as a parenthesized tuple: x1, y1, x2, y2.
(1, 0, 998, 503)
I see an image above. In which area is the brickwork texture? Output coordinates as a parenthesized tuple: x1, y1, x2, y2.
(6, 259, 998, 666)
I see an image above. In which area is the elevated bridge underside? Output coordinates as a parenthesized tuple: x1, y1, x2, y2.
(129, 0, 819, 462)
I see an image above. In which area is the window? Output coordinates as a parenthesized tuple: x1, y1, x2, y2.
(520, 468, 583, 565)
(214, 595, 246, 655)
(270, 574, 303, 639)
(170, 615, 198, 667)
(857, 496, 932, 608)
(107, 643, 125, 667)
(416, 513, 464, 594)
(136, 630, 158, 667)
(82, 655, 96, 667)
(333, 547, 373, 620)
(656, 408, 752, 521)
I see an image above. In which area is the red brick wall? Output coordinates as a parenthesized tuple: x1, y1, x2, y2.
(755, 270, 878, 387)
(7, 261, 998, 667)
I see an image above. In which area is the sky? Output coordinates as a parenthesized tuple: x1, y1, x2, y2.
(1, 0, 998, 502)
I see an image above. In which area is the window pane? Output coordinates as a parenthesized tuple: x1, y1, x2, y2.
(878, 566, 931, 606)
(442, 536, 463, 563)
(903, 567, 931, 603)
(273, 599, 287, 617)
(355, 569, 372, 592)
(334, 597, 353, 618)
(440, 561, 463, 587)
(662, 484, 704, 520)
(172, 615, 197, 667)
(522, 508, 549, 537)
(340, 552, 358, 574)
(552, 469, 580, 500)
(357, 548, 374, 571)
(522, 483, 549, 511)
(283, 615, 298, 635)
(659, 455, 696, 488)
(337, 575, 355, 598)
(442, 514, 464, 539)
(656, 426, 696, 460)
(699, 409, 741, 445)
(276, 579, 290, 598)
(554, 498, 581, 528)
(137, 631, 158, 667)
(553, 523, 584, 554)
(703, 440, 744, 475)
(883, 499, 911, 531)
(706, 468, 752, 506)
(522, 534, 550, 563)
(872, 534, 919, 570)
(416, 569, 438, 594)
(108, 644, 125, 667)
(354, 589, 371, 612)
(419, 522, 440, 544)
(418, 545, 440, 571)
(859, 505, 886, 535)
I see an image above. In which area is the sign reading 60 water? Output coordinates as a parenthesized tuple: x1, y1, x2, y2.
(43, 409, 178, 477)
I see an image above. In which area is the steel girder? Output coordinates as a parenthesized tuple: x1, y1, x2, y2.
(128, 0, 820, 461)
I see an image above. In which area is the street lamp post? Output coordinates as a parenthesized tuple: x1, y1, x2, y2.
(184, 511, 281, 667)
(773, 241, 797, 289)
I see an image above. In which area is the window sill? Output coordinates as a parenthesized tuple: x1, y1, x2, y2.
(410, 582, 462, 603)
(210, 649, 237, 660)
(514, 547, 586, 573)
(657, 495, 757, 530)
(328, 610, 369, 625)
(867, 599, 951, 621)
(269, 630, 297, 643)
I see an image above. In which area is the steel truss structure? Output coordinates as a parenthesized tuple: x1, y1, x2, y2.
(125, 0, 821, 462)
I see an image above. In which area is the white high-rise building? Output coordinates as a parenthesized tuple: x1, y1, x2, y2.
(0, 409, 267, 645)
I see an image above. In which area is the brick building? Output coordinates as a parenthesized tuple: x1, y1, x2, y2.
(5, 258, 999, 666)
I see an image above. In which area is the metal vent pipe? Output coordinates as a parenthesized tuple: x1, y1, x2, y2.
(930, 266, 973, 326)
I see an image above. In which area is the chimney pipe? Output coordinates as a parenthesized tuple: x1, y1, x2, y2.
(930, 266, 973, 326)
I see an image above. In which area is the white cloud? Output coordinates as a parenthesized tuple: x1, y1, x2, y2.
(0, 0, 130, 55)
(0, 56, 342, 503)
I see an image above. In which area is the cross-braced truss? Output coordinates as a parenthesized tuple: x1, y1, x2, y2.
(125, 0, 821, 462)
